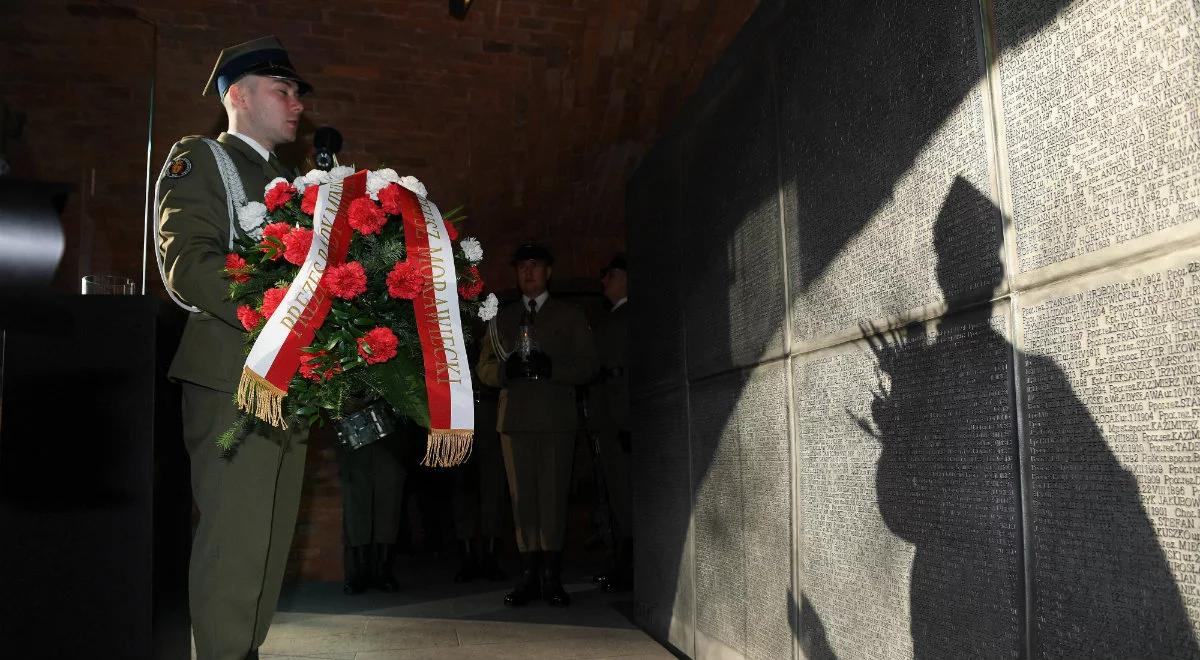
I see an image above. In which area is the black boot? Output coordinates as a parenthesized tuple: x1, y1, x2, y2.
(478, 537, 507, 581)
(504, 552, 541, 606)
(343, 545, 369, 595)
(454, 539, 479, 583)
(541, 550, 570, 607)
(371, 543, 400, 592)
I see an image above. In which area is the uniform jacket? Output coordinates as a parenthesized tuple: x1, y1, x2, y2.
(478, 296, 597, 433)
(157, 132, 293, 393)
(588, 302, 629, 432)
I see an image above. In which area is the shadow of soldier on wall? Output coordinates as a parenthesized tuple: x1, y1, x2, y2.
(860, 177, 1198, 658)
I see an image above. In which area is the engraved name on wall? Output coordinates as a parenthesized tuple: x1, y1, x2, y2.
(795, 312, 1021, 659)
(632, 389, 695, 654)
(1022, 261, 1200, 657)
(776, 3, 998, 346)
(996, 0, 1200, 272)
(690, 365, 791, 658)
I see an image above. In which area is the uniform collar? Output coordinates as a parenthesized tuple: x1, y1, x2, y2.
(611, 297, 627, 312)
(522, 291, 550, 312)
(228, 131, 272, 162)
(219, 132, 291, 181)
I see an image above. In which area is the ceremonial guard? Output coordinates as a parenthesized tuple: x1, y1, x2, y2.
(478, 244, 597, 606)
(155, 36, 311, 660)
(589, 256, 632, 591)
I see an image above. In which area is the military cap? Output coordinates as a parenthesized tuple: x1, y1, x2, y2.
(203, 35, 312, 99)
(510, 243, 554, 266)
(600, 254, 627, 275)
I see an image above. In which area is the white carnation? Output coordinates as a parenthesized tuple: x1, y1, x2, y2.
(477, 293, 499, 321)
(366, 168, 400, 200)
(263, 176, 289, 197)
(398, 175, 427, 198)
(302, 168, 330, 186)
(460, 237, 483, 263)
(237, 201, 267, 237)
(292, 176, 308, 194)
(327, 165, 355, 181)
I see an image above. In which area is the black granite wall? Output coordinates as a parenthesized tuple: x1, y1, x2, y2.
(629, 1, 1200, 658)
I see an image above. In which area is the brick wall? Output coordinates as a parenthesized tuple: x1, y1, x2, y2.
(289, 428, 344, 580)
(0, 0, 757, 581)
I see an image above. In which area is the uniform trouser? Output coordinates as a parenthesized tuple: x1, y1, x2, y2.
(337, 434, 406, 546)
(183, 383, 308, 660)
(596, 429, 632, 540)
(500, 431, 574, 552)
(453, 401, 507, 539)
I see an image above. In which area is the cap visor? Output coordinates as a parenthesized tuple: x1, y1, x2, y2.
(242, 64, 313, 95)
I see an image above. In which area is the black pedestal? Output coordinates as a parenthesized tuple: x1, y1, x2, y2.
(0, 294, 190, 660)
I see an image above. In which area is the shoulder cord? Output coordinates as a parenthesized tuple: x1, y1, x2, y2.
(488, 317, 512, 361)
(152, 138, 248, 313)
(201, 137, 248, 245)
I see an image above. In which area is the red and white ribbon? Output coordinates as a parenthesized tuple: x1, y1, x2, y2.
(236, 171, 364, 427)
(397, 185, 475, 466)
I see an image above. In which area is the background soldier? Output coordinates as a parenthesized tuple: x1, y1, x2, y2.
(589, 255, 632, 591)
(478, 244, 597, 607)
(156, 37, 310, 660)
(336, 410, 412, 595)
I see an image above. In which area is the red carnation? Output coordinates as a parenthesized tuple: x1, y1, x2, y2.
(377, 183, 404, 215)
(348, 197, 388, 235)
(259, 222, 291, 260)
(224, 253, 250, 284)
(444, 219, 459, 241)
(301, 186, 319, 215)
(325, 261, 367, 300)
(357, 327, 399, 365)
(261, 286, 289, 318)
(236, 304, 264, 330)
(458, 266, 483, 299)
(282, 227, 313, 265)
(299, 350, 341, 382)
(264, 181, 297, 212)
(386, 260, 424, 299)
(262, 222, 291, 241)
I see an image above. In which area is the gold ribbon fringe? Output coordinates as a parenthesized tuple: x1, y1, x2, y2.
(421, 429, 474, 467)
(236, 367, 289, 429)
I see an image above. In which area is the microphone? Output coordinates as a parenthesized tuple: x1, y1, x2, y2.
(313, 126, 343, 172)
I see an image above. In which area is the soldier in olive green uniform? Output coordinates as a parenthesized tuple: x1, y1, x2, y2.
(589, 256, 632, 591)
(155, 36, 311, 660)
(336, 425, 408, 594)
(478, 244, 597, 607)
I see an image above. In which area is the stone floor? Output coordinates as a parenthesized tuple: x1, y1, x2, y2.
(247, 557, 674, 660)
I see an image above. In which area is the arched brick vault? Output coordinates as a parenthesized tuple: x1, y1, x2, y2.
(0, 0, 759, 292)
